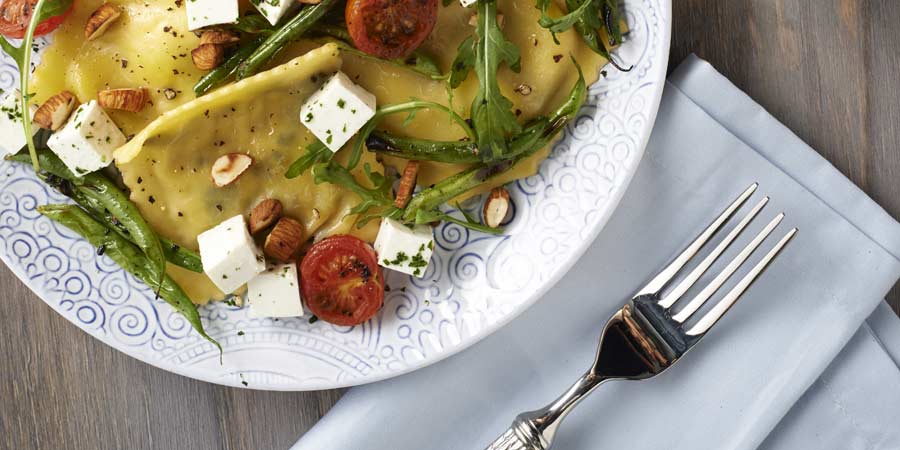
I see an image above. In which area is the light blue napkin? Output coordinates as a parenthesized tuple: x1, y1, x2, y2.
(292, 56, 900, 450)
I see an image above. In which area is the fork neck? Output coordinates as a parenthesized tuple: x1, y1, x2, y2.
(517, 371, 611, 447)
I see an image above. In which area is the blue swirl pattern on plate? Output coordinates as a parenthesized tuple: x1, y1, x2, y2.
(0, 0, 670, 390)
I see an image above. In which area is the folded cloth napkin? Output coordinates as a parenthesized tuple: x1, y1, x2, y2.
(292, 56, 900, 450)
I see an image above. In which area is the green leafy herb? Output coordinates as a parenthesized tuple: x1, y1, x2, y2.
(448, 36, 476, 89)
(537, 0, 631, 71)
(470, 0, 522, 161)
(285, 140, 333, 178)
(311, 161, 394, 226)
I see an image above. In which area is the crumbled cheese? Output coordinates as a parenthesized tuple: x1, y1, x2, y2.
(47, 100, 126, 175)
(374, 218, 435, 278)
(251, 0, 296, 26)
(248, 262, 304, 318)
(460, 0, 477, 7)
(0, 90, 38, 157)
(299, 71, 377, 152)
(197, 215, 266, 293)
(186, 0, 239, 31)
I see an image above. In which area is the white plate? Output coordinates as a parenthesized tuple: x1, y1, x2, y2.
(0, 0, 671, 390)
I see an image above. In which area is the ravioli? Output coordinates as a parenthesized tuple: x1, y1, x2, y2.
(114, 44, 382, 302)
(30, 0, 607, 303)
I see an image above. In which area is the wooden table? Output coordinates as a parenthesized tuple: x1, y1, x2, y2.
(3, 1, 899, 449)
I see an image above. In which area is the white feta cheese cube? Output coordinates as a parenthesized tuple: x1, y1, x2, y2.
(252, 0, 296, 26)
(197, 215, 266, 293)
(299, 71, 377, 152)
(460, 0, 477, 7)
(48, 100, 126, 176)
(0, 90, 38, 157)
(248, 263, 304, 318)
(374, 218, 435, 278)
(186, 0, 239, 31)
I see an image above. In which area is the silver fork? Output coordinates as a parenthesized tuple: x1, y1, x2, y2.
(484, 183, 797, 450)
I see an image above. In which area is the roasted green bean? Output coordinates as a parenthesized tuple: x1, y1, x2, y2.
(7, 151, 202, 273)
(194, 36, 266, 96)
(236, 0, 340, 80)
(38, 204, 220, 352)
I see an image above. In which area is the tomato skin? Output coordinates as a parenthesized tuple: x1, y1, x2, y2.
(345, 0, 438, 59)
(0, 0, 74, 39)
(300, 235, 385, 326)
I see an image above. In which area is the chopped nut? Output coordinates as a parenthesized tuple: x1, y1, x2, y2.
(34, 91, 78, 131)
(264, 217, 305, 262)
(191, 44, 225, 70)
(85, 3, 122, 40)
(483, 187, 510, 228)
(163, 89, 177, 100)
(211, 153, 253, 187)
(298, 0, 323, 4)
(514, 83, 532, 96)
(199, 29, 240, 46)
(249, 198, 283, 235)
(97, 88, 150, 112)
(394, 160, 419, 208)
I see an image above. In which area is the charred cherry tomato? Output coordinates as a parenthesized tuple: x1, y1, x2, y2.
(300, 235, 385, 326)
(0, 0, 74, 39)
(345, 0, 439, 59)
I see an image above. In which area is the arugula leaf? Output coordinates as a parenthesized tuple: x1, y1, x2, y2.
(311, 161, 394, 226)
(536, 0, 630, 69)
(538, 0, 594, 33)
(448, 36, 475, 89)
(285, 140, 332, 179)
(470, 0, 522, 161)
(415, 209, 504, 235)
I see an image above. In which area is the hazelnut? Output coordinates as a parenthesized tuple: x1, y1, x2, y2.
(33, 91, 78, 131)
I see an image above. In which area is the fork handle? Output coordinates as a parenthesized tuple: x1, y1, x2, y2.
(501, 371, 610, 449)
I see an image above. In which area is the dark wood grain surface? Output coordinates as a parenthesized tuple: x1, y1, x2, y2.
(2, 1, 899, 449)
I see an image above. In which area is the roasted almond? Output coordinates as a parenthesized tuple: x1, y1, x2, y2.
(482, 187, 510, 228)
(97, 88, 149, 112)
(298, 0, 323, 4)
(85, 3, 122, 40)
(191, 44, 225, 70)
(249, 198, 283, 235)
(264, 217, 305, 262)
(33, 91, 77, 131)
(199, 29, 240, 46)
(394, 160, 419, 208)
(211, 153, 253, 187)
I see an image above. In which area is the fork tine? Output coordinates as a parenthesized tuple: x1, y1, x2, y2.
(686, 228, 797, 336)
(658, 196, 769, 308)
(671, 213, 785, 323)
(636, 183, 759, 297)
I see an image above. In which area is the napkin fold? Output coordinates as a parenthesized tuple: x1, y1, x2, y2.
(293, 56, 900, 450)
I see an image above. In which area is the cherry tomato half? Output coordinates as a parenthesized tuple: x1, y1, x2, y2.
(300, 235, 385, 326)
(345, 0, 439, 60)
(0, 0, 74, 39)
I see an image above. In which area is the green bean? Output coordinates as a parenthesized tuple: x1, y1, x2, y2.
(38, 204, 220, 354)
(401, 165, 488, 222)
(7, 152, 202, 273)
(236, 0, 340, 80)
(194, 36, 266, 96)
(366, 132, 480, 164)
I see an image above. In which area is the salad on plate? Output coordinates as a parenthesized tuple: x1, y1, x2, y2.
(0, 0, 627, 352)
